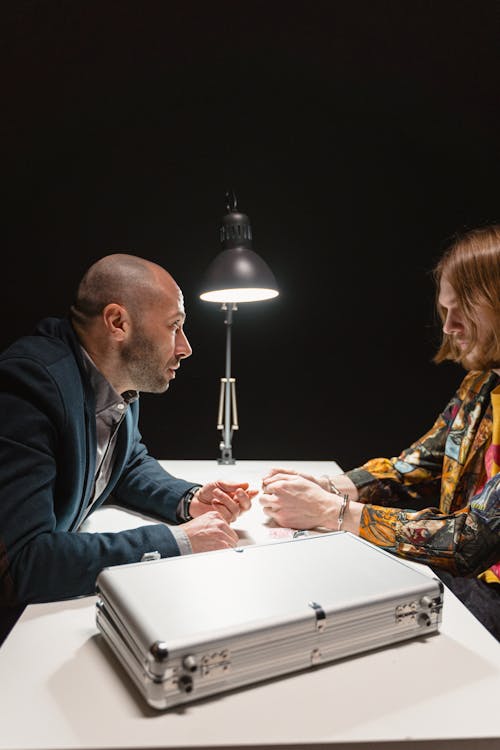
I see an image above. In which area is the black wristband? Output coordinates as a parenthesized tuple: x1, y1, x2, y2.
(180, 486, 200, 521)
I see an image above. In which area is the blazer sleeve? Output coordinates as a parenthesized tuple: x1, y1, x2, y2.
(109, 407, 199, 524)
(0, 355, 182, 606)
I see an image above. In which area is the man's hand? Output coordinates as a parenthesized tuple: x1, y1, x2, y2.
(190, 481, 258, 523)
(182, 511, 240, 553)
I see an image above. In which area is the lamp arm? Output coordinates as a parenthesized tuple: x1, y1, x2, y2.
(223, 304, 233, 451)
(217, 303, 237, 464)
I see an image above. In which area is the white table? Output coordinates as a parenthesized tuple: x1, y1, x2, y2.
(1, 460, 499, 750)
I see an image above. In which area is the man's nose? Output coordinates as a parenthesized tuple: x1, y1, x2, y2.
(176, 330, 192, 359)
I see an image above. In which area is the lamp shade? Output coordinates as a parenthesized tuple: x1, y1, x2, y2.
(200, 195, 279, 303)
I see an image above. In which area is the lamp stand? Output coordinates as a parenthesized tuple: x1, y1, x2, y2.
(217, 303, 239, 464)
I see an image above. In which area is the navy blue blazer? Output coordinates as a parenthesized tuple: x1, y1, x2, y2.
(0, 317, 197, 604)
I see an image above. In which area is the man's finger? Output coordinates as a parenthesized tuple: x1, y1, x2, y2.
(215, 481, 249, 492)
(212, 498, 237, 523)
(214, 487, 239, 509)
(233, 488, 252, 512)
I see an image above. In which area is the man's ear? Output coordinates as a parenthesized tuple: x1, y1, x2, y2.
(102, 303, 130, 341)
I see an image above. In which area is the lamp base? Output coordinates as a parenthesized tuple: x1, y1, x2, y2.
(218, 446, 235, 465)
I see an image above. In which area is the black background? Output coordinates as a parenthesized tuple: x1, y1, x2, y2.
(2, 1, 499, 470)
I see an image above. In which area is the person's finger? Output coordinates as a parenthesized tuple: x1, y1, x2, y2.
(228, 526, 240, 543)
(262, 504, 276, 517)
(261, 474, 294, 492)
(210, 511, 239, 543)
(214, 487, 240, 512)
(262, 468, 297, 481)
(212, 493, 245, 523)
(233, 487, 252, 512)
(215, 480, 249, 492)
(263, 481, 291, 499)
(212, 512, 239, 542)
(258, 490, 276, 506)
(211, 499, 233, 522)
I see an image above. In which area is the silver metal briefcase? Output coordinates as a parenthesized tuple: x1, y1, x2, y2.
(95, 531, 443, 710)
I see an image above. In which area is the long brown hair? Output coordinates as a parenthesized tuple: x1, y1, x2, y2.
(433, 225, 500, 370)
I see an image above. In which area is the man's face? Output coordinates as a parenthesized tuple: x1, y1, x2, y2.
(438, 275, 492, 370)
(121, 285, 192, 393)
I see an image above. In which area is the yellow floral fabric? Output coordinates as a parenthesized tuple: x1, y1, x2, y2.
(346, 371, 500, 576)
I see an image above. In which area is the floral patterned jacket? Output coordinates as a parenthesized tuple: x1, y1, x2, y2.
(346, 370, 500, 576)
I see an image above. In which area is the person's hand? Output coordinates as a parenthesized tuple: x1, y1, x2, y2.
(260, 472, 339, 530)
(182, 511, 240, 553)
(262, 467, 359, 501)
(190, 481, 259, 523)
(262, 467, 329, 491)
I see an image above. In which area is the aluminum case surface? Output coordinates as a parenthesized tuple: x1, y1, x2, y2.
(95, 532, 443, 710)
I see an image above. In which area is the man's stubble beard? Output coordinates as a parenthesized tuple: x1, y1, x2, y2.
(121, 333, 171, 394)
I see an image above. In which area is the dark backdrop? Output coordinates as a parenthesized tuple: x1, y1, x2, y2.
(2, 1, 499, 471)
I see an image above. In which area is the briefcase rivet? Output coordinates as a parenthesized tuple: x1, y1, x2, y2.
(150, 640, 169, 661)
(308, 601, 326, 631)
(417, 612, 432, 628)
(182, 654, 198, 673)
(311, 648, 322, 664)
(178, 674, 194, 693)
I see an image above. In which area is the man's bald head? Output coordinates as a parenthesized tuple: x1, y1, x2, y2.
(70, 253, 178, 327)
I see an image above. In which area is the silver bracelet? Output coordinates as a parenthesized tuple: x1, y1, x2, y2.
(337, 494, 350, 531)
(321, 475, 343, 497)
(321, 475, 350, 531)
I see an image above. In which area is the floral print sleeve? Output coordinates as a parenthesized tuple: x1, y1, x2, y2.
(346, 372, 496, 511)
(345, 371, 500, 574)
(346, 406, 452, 509)
(358, 471, 500, 575)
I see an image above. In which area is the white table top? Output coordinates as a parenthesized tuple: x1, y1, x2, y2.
(1, 460, 499, 749)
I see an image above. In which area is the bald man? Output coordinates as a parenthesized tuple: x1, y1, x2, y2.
(0, 253, 256, 611)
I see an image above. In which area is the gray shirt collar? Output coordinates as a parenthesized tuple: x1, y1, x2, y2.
(80, 348, 139, 413)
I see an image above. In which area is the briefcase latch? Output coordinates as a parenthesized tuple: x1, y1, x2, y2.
(308, 601, 326, 632)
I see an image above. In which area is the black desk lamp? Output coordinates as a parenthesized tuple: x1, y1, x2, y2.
(200, 192, 279, 464)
